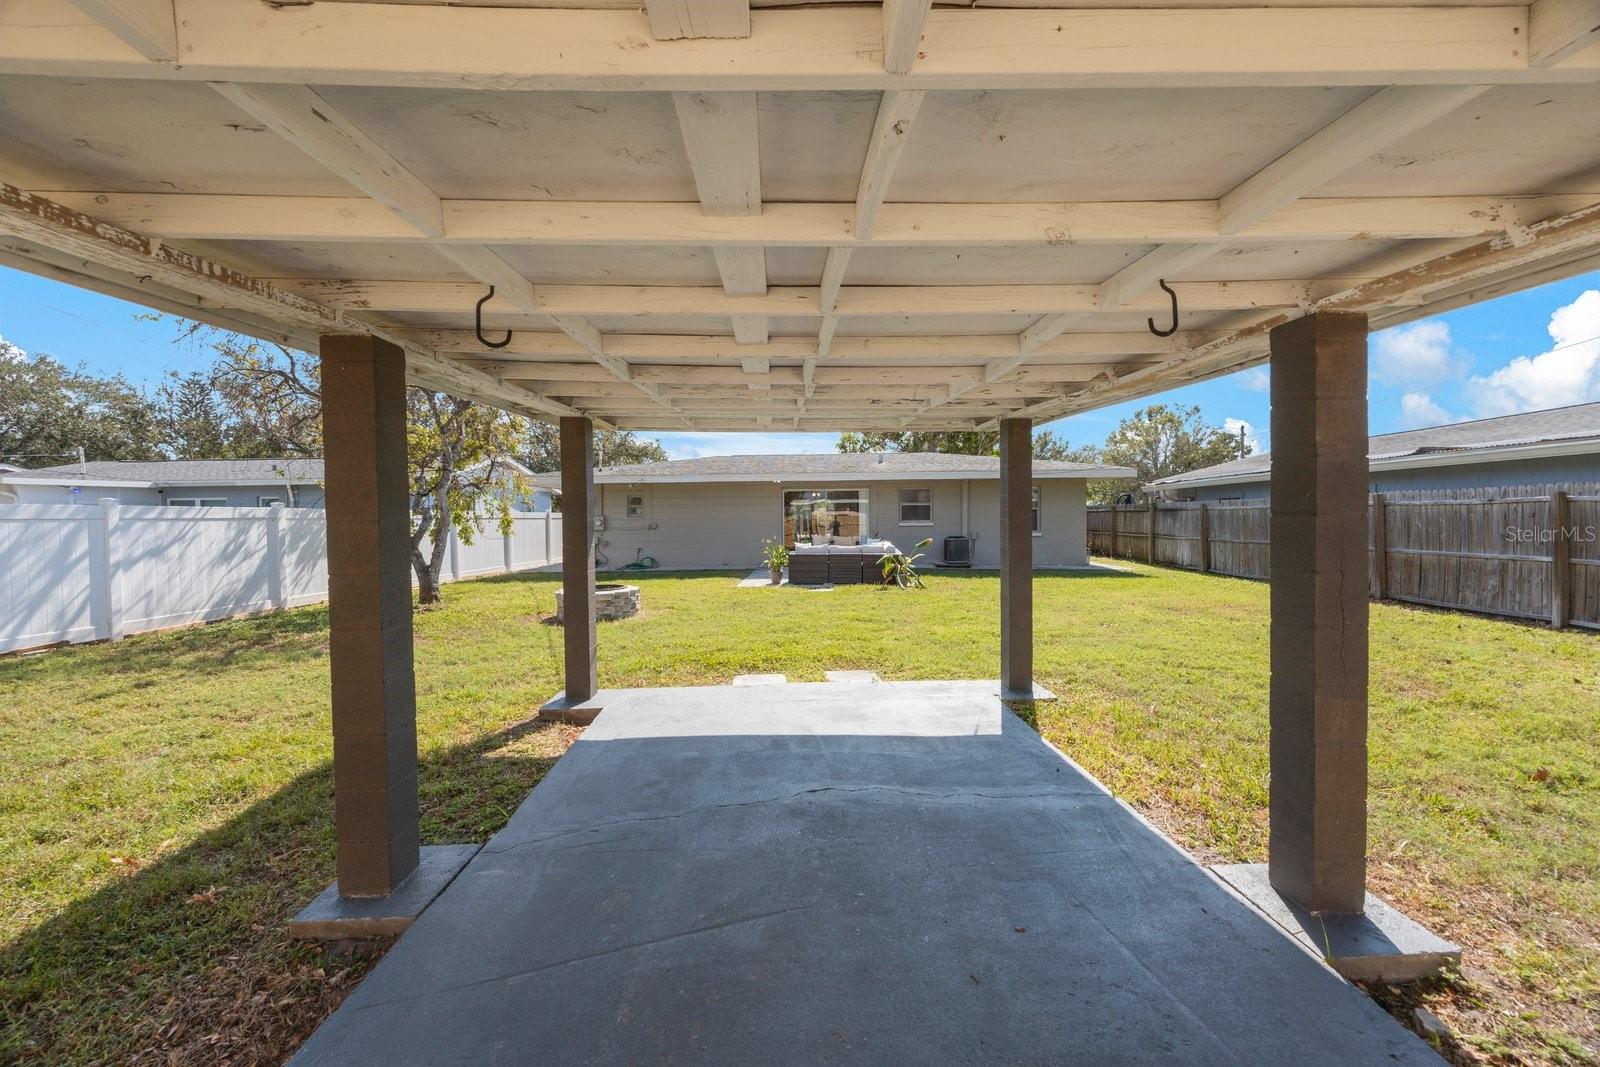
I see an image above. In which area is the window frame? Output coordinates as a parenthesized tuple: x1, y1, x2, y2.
(897, 486, 934, 526)
(1031, 486, 1042, 535)
(167, 497, 229, 508)
(623, 489, 649, 520)
(257, 495, 285, 508)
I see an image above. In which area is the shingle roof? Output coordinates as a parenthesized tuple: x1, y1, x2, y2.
(548, 452, 1133, 484)
(1150, 401, 1600, 489)
(10, 458, 324, 485)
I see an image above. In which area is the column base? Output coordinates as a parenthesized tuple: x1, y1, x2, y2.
(539, 689, 607, 725)
(1000, 681, 1058, 702)
(1212, 863, 1460, 983)
(289, 843, 479, 940)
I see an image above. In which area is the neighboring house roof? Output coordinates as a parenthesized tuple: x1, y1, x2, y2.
(6, 458, 324, 488)
(533, 452, 1134, 487)
(1149, 401, 1600, 491)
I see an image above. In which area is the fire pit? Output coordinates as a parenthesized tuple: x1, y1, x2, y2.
(555, 582, 641, 623)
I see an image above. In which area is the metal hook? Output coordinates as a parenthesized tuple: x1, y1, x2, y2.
(475, 286, 513, 349)
(1147, 278, 1179, 338)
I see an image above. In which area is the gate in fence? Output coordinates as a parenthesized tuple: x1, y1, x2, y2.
(1087, 483, 1600, 631)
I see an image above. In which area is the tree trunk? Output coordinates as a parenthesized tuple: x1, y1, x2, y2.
(412, 545, 441, 606)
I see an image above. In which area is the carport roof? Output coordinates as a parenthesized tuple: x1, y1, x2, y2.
(543, 451, 1133, 484)
(1, 2, 1598, 432)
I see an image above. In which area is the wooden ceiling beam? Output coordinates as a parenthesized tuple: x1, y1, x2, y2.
(1010, 198, 1600, 425)
(67, 0, 175, 61)
(0, 183, 595, 424)
(9, 3, 1597, 89)
(402, 329, 1211, 362)
(1529, 0, 1600, 66)
(672, 91, 770, 348)
(45, 192, 1593, 247)
(275, 278, 1405, 317)
(646, 0, 750, 39)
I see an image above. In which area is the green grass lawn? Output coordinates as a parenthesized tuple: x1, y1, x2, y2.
(2, 564, 1596, 1064)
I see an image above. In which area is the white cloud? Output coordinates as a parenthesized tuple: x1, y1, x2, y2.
(1238, 366, 1270, 393)
(1221, 417, 1262, 453)
(658, 431, 841, 460)
(1371, 320, 1466, 387)
(1399, 390, 1453, 428)
(1461, 289, 1600, 418)
(0, 335, 23, 362)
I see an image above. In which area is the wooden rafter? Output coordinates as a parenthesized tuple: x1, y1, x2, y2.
(1529, 0, 1600, 66)
(0, 182, 594, 424)
(271, 278, 1415, 318)
(9, 3, 1598, 90)
(646, 0, 750, 40)
(36, 192, 1590, 247)
(1005, 200, 1600, 426)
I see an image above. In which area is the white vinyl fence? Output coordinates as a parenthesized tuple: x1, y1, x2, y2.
(0, 500, 562, 654)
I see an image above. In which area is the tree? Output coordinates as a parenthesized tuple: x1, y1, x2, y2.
(836, 428, 1094, 462)
(1088, 403, 1246, 503)
(408, 391, 530, 605)
(172, 323, 531, 604)
(154, 371, 231, 459)
(205, 337, 323, 457)
(0, 343, 163, 465)
(522, 424, 667, 475)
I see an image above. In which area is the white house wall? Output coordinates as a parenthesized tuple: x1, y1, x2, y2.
(594, 478, 1090, 571)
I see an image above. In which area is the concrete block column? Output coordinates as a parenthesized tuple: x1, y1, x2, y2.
(560, 416, 598, 702)
(1268, 311, 1370, 915)
(321, 334, 420, 898)
(999, 418, 1033, 695)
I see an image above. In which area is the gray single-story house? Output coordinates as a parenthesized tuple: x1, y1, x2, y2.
(0, 458, 556, 511)
(1149, 401, 1600, 501)
(534, 452, 1132, 571)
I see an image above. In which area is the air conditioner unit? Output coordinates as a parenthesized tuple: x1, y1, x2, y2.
(941, 535, 972, 567)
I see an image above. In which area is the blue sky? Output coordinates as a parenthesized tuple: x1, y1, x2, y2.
(3, 264, 1598, 459)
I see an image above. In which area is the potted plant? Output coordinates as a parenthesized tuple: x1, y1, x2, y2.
(761, 538, 789, 585)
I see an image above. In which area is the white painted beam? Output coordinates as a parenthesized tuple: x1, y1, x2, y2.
(646, 0, 750, 39)
(883, 0, 935, 73)
(43, 192, 1590, 247)
(0, 183, 589, 422)
(10, 4, 1597, 90)
(1530, 0, 1600, 66)
(68, 0, 175, 62)
(1217, 84, 1491, 235)
(210, 82, 446, 238)
(275, 278, 1400, 318)
(672, 92, 761, 215)
(854, 91, 925, 239)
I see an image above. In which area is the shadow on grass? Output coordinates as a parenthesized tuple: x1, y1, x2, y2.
(0, 713, 572, 1066)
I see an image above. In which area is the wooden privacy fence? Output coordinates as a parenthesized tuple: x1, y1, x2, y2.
(1087, 483, 1600, 631)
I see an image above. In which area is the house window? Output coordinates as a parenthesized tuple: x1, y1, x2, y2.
(1031, 487, 1042, 534)
(625, 491, 648, 519)
(168, 497, 228, 507)
(898, 487, 933, 525)
(257, 495, 285, 507)
(783, 488, 868, 548)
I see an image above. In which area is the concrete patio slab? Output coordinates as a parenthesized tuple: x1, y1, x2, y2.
(292, 681, 1438, 1065)
(287, 844, 479, 940)
(1212, 863, 1462, 983)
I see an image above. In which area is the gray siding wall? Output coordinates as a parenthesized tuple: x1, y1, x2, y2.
(1169, 454, 1599, 502)
(593, 478, 1090, 571)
